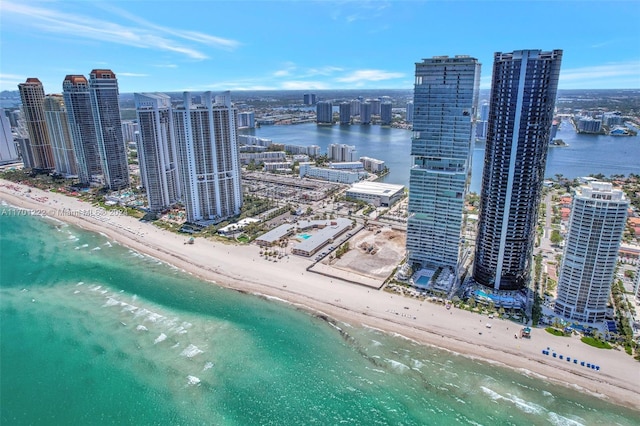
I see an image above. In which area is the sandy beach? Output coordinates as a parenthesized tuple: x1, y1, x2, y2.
(1, 179, 639, 411)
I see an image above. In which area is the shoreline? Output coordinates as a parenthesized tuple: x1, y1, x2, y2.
(1, 179, 639, 411)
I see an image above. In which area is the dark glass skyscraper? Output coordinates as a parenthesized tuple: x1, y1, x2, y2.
(473, 50, 562, 291)
(89, 69, 129, 190)
(63, 74, 102, 186)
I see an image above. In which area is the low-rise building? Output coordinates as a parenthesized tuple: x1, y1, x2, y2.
(299, 162, 367, 184)
(255, 223, 296, 247)
(240, 151, 286, 165)
(359, 156, 385, 173)
(577, 117, 602, 133)
(263, 161, 293, 173)
(345, 181, 405, 207)
(284, 144, 320, 156)
(329, 161, 364, 170)
(291, 218, 352, 257)
(217, 218, 260, 235)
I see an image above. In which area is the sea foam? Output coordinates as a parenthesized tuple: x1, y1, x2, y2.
(180, 344, 204, 358)
(154, 333, 167, 344)
(186, 376, 201, 386)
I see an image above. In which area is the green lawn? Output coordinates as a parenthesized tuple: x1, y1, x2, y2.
(545, 327, 566, 337)
(581, 336, 612, 349)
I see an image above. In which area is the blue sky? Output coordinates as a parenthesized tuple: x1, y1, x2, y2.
(1, 1, 639, 93)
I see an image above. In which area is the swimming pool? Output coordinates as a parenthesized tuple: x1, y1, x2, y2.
(296, 233, 312, 240)
(474, 289, 519, 305)
(415, 275, 431, 286)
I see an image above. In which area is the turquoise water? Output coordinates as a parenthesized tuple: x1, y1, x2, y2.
(415, 276, 430, 286)
(296, 233, 312, 240)
(475, 290, 519, 306)
(1, 208, 639, 425)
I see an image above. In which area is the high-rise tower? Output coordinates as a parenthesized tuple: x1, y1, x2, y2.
(339, 102, 351, 125)
(89, 69, 129, 190)
(63, 75, 102, 186)
(555, 182, 628, 323)
(135, 93, 181, 212)
(406, 55, 480, 275)
(17, 78, 55, 171)
(380, 102, 393, 126)
(473, 49, 563, 291)
(316, 101, 333, 124)
(0, 109, 19, 165)
(173, 92, 242, 223)
(43, 94, 78, 177)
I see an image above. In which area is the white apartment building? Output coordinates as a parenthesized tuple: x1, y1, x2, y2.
(135, 93, 181, 212)
(555, 182, 629, 323)
(328, 143, 357, 162)
(299, 162, 366, 184)
(359, 156, 385, 173)
(173, 92, 242, 224)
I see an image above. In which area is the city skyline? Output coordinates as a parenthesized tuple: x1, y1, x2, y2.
(1, 1, 639, 93)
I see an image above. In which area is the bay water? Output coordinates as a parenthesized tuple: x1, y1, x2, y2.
(242, 121, 640, 192)
(1, 209, 639, 425)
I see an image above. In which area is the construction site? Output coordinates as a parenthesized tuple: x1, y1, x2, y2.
(310, 224, 406, 289)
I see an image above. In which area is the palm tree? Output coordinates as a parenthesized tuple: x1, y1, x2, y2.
(468, 297, 477, 310)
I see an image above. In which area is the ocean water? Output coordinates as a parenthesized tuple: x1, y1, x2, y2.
(1, 209, 639, 425)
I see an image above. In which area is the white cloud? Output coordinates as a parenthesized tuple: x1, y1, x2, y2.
(271, 64, 343, 80)
(281, 80, 330, 90)
(201, 80, 278, 91)
(153, 64, 178, 69)
(559, 61, 640, 88)
(341, 1, 391, 23)
(119, 73, 149, 77)
(303, 66, 344, 77)
(0, 73, 26, 90)
(95, 4, 241, 51)
(273, 62, 297, 77)
(336, 69, 404, 83)
(0, 1, 241, 61)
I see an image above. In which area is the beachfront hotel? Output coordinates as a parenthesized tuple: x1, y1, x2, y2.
(135, 93, 182, 212)
(173, 92, 242, 224)
(473, 49, 563, 291)
(555, 182, 628, 323)
(43, 94, 78, 177)
(63, 75, 103, 186)
(17, 78, 55, 171)
(405, 55, 481, 277)
(89, 69, 129, 190)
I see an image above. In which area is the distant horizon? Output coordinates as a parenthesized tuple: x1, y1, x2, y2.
(2, 87, 639, 97)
